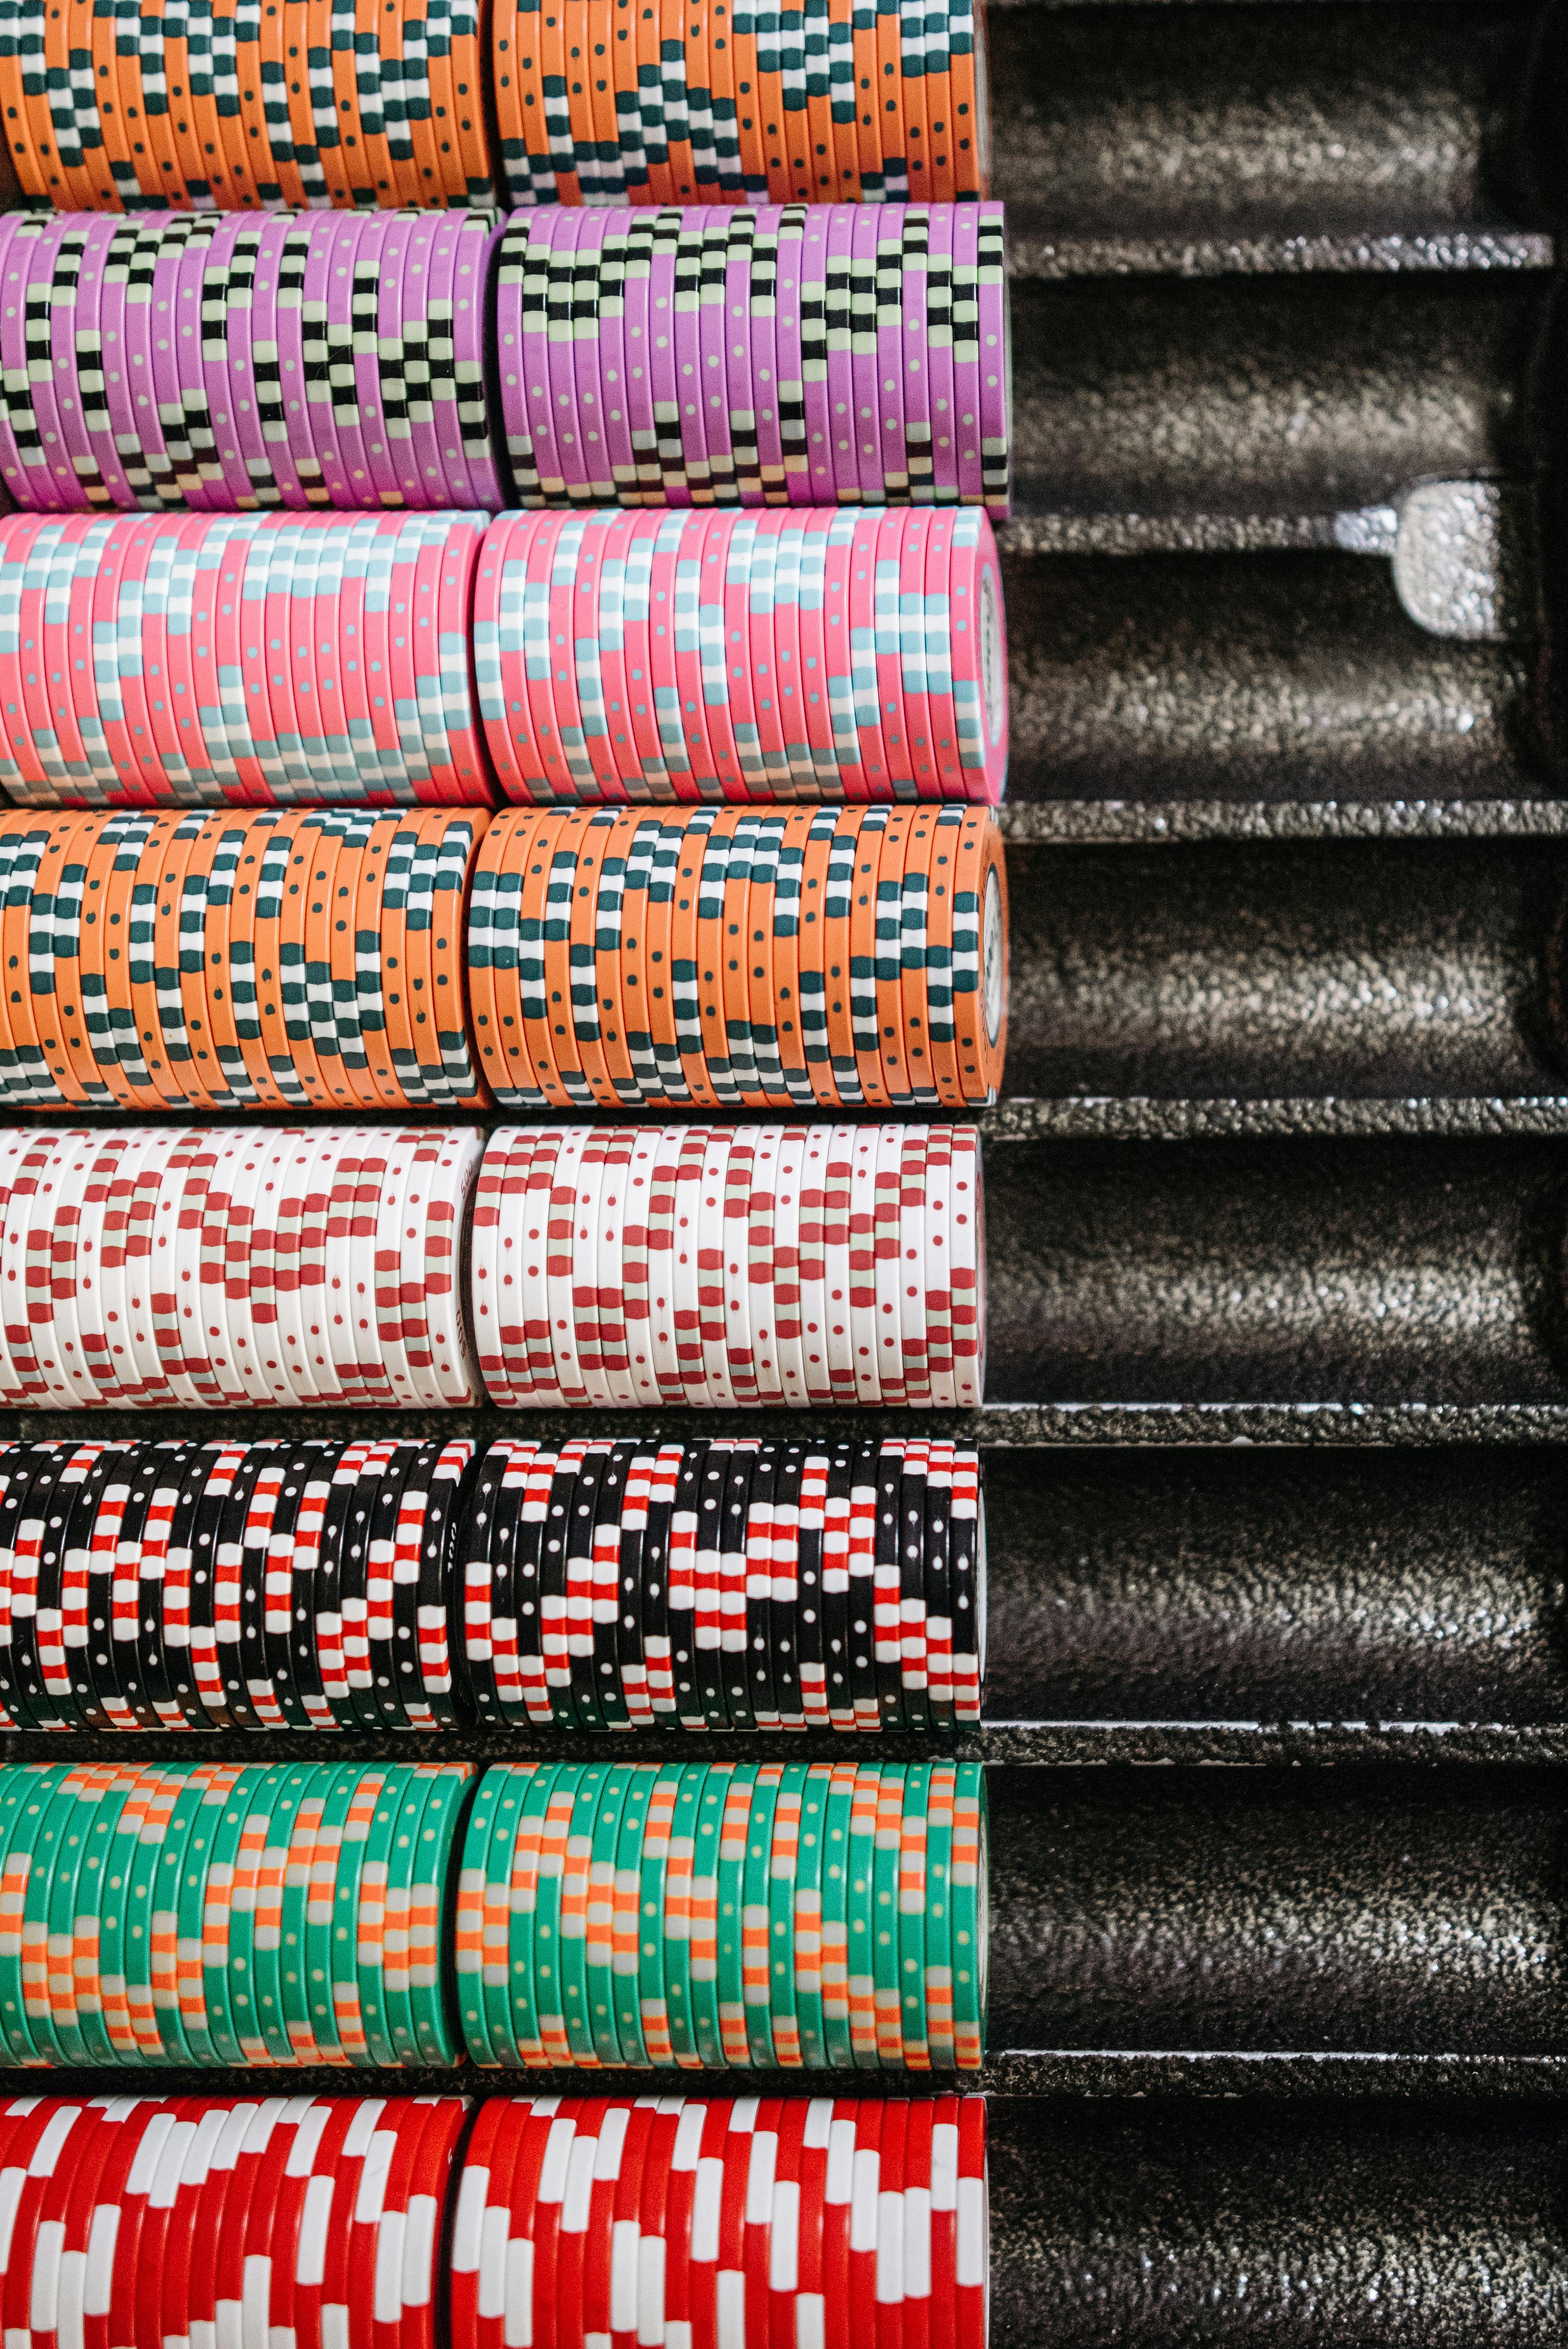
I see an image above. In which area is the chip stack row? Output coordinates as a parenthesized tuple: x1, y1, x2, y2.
(0, 1439, 479, 1732)
(0, 1761, 474, 2064)
(0, 512, 496, 810)
(0, 2094, 985, 2349)
(491, 0, 987, 206)
(468, 806, 1007, 1110)
(0, 214, 508, 515)
(495, 207, 1009, 514)
(471, 1122, 985, 1409)
(457, 1759, 986, 2071)
(0, 2096, 467, 2349)
(457, 1438, 984, 1733)
(0, 1435, 984, 1734)
(451, 2096, 988, 2349)
(475, 509, 1009, 807)
(0, 2, 494, 211)
(0, 810, 490, 1111)
(0, 1125, 485, 1410)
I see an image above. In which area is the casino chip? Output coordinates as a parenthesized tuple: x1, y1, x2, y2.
(474, 510, 1010, 804)
(467, 808, 1007, 1108)
(460, 1761, 986, 2070)
(494, 208, 1010, 514)
(0, 513, 497, 809)
(472, 1123, 986, 1410)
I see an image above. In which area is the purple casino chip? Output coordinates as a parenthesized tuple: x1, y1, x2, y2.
(204, 217, 267, 510)
(298, 214, 356, 505)
(774, 204, 810, 503)
(454, 213, 508, 511)
(976, 200, 1009, 519)
(849, 203, 884, 503)
(796, 205, 835, 503)
(349, 214, 396, 509)
(397, 215, 447, 504)
(647, 209, 688, 503)
(875, 209, 909, 503)
(823, 201, 858, 503)
(670, 212, 709, 500)
(925, 198, 959, 508)
(593, 212, 637, 501)
(372, 209, 420, 509)
(720, 207, 761, 504)
(949, 200, 984, 508)
(249, 212, 307, 509)
(621, 210, 660, 503)
(550, 205, 595, 502)
(319, 209, 380, 507)
(696, 211, 735, 501)
(899, 205, 934, 505)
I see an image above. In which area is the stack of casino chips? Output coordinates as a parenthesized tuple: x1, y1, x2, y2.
(0, 512, 495, 811)
(470, 1122, 984, 1409)
(467, 806, 1007, 1110)
(0, 214, 507, 514)
(0, 810, 489, 1111)
(0, 1125, 484, 1410)
(491, 0, 986, 206)
(0, 1, 495, 211)
(495, 207, 1009, 515)
(456, 1439, 984, 1733)
(450, 2097, 988, 2349)
(0, 1762, 474, 2064)
(474, 509, 1009, 806)
(0, 2095, 467, 2349)
(456, 1759, 986, 2071)
(0, 1439, 477, 1732)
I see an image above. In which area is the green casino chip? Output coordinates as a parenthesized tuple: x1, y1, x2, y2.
(199, 1763, 263, 2070)
(636, 1761, 686, 2072)
(661, 1764, 705, 2069)
(950, 1759, 986, 2068)
(845, 1763, 879, 2072)
(767, 1761, 808, 2072)
(24, 1767, 94, 2064)
(249, 1762, 324, 2065)
(525, 1758, 573, 2066)
(145, 1763, 218, 2064)
(740, 1762, 782, 2070)
(871, 1765, 904, 2071)
(351, 1762, 410, 2069)
(896, 1762, 933, 2069)
(171, 1766, 239, 2066)
(39, 1772, 117, 2066)
(275, 1761, 334, 2064)
(407, 1765, 474, 2065)
(687, 1766, 729, 2068)
(328, 1761, 387, 2069)
(611, 1764, 653, 2067)
(819, 1761, 855, 2071)
(557, 1764, 608, 2064)
(0, 1768, 67, 2060)
(454, 1764, 504, 2066)
(376, 1764, 435, 2067)
(224, 1764, 286, 2064)
(301, 1762, 361, 2065)
(71, 1768, 141, 2066)
(793, 1763, 830, 2069)
(483, 1761, 548, 2071)
(585, 1765, 634, 2068)
(923, 1760, 955, 2072)
(111, 1764, 179, 2065)
(712, 1762, 750, 2071)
